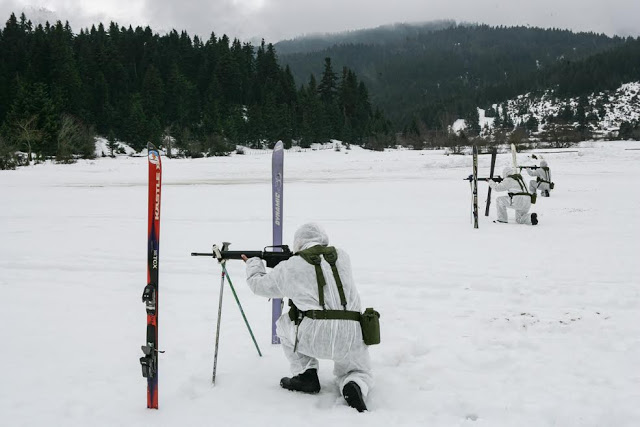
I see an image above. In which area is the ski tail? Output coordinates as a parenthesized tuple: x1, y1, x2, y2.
(271, 141, 284, 344)
(142, 144, 162, 409)
(485, 148, 497, 216)
(511, 143, 518, 171)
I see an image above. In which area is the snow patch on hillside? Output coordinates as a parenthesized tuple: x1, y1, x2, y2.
(452, 108, 494, 135)
(95, 137, 136, 157)
(494, 81, 640, 137)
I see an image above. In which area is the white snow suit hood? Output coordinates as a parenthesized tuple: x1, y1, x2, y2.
(293, 222, 329, 252)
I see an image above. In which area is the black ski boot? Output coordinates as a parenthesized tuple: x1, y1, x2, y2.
(343, 381, 367, 412)
(280, 368, 320, 394)
(531, 213, 538, 225)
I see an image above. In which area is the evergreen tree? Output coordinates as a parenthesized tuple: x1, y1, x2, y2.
(125, 94, 149, 150)
(0, 135, 17, 169)
(501, 103, 514, 130)
(3, 82, 58, 158)
(142, 64, 164, 124)
(107, 129, 118, 157)
(525, 115, 539, 134)
(465, 107, 481, 136)
(299, 75, 323, 147)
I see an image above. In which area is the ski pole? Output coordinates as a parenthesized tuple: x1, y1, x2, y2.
(221, 263, 263, 357)
(212, 261, 226, 385)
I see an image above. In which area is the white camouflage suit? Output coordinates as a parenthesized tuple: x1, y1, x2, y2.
(489, 167, 533, 224)
(245, 223, 374, 397)
(526, 159, 552, 195)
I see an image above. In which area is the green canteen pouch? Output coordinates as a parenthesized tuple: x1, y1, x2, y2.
(360, 307, 381, 345)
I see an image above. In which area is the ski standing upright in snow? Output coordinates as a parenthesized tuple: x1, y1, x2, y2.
(511, 143, 518, 170)
(472, 144, 479, 229)
(485, 148, 497, 216)
(271, 141, 284, 344)
(140, 144, 163, 409)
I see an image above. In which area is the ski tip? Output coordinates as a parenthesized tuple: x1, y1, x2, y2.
(148, 149, 161, 165)
(274, 141, 284, 151)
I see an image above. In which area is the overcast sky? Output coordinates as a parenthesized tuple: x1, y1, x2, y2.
(1, 0, 639, 43)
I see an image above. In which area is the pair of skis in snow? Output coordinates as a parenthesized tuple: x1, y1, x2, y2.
(468, 144, 517, 228)
(469, 145, 496, 229)
(140, 142, 284, 408)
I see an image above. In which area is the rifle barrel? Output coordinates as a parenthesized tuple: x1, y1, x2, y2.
(221, 250, 263, 259)
(464, 176, 502, 182)
(190, 250, 263, 258)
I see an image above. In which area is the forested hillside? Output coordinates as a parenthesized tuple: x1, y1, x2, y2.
(277, 24, 636, 131)
(274, 20, 456, 55)
(0, 13, 390, 169)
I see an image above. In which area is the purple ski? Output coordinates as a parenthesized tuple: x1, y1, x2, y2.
(271, 141, 284, 344)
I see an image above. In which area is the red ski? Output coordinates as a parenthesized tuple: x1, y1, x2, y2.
(140, 144, 162, 409)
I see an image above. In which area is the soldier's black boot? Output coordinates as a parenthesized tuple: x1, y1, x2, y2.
(280, 368, 320, 394)
(343, 381, 367, 412)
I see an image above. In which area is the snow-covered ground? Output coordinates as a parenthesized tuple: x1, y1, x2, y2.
(1, 142, 639, 426)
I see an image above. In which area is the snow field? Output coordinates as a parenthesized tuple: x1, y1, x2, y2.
(1, 142, 639, 426)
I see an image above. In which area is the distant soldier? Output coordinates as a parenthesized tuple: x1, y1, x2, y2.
(489, 167, 538, 225)
(525, 159, 553, 197)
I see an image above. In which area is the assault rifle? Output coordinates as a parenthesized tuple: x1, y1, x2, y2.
(191, 243, 294, 268)
(463, 175, 503, 182)
(518, 165, 539, 170)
